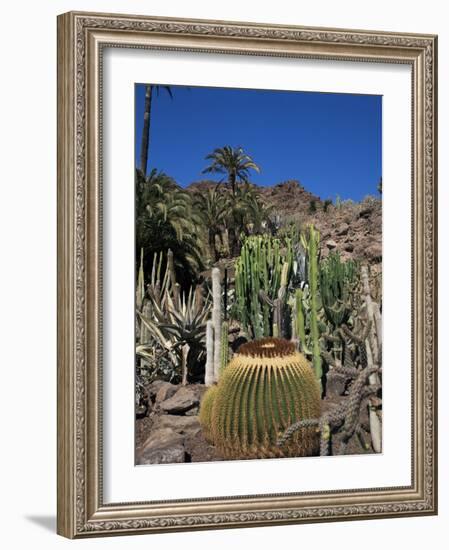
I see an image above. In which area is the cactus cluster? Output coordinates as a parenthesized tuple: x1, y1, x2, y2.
(319, 251, 358, 328)
(200, 337, 321, 459)
(235, 235, 293, 339)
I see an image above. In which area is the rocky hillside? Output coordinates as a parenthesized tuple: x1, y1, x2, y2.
(187, 179, 382, 269)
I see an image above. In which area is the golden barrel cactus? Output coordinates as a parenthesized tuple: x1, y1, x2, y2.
(210, 338, 321, 459)
(198, 385, 218, 443)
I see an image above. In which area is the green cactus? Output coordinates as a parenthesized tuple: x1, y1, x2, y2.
(235, 235, 293, 339)
(319, 252, 358, 328)
(210, 338, 321, 459)
(220, 321, 229, 372)
(199, 385, 218, 443)
(301, 225, 323, 388)
(294, 288, 310, 354)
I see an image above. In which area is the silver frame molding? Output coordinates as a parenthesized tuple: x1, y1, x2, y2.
(57, 11, 438, 538)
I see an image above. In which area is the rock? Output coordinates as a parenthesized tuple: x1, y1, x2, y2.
(185, 406, 199, 416)
(326, 239, 338, 250)
(152, 414, 201, 436)
(365, 243, 382, 262)
(344, 242, 354, 252)
(155, 382, 178, 403)
(160, 386, 200, 414)
(358, 206, 373, 219)
(137, 428, 186, 464)
(146, 380, 169, 401)
(336, 223, 349, 236)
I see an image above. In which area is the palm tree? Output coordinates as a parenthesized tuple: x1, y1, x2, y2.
(139, 85, 173, 176)
(233, 184, 273, 235)
(202, 146, 260, 195)
(193, 188, 231, 262)
(136, 169, 203, 285)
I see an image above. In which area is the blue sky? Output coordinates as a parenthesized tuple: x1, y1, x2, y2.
(135, 84, 382, 202)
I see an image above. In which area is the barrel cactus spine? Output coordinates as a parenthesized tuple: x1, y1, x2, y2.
(210, 338, 321, 459)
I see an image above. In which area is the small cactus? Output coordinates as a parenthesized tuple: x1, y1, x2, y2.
(210, 338, 321, 459)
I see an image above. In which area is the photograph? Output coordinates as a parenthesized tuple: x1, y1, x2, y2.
(134, 83, 383, 465)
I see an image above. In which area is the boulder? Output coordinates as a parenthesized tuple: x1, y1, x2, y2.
(336, 223, 350, 236)
(152, 414, 201, 436)
(146, 380, 169, 401)
(365, 243, 382, 262)
(137, 428, 185, 464)
(160, 386, 200, 414)
(325, 239, 338, 250)
(155, 382, 178, 403)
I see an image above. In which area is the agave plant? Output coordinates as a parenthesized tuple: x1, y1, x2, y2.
(137, 251, 211, 384)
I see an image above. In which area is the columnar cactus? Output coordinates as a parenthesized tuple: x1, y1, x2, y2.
(235, 235, 293, 339)
(204, 320, 215, 386)
(212, 267, 222, 382)
(209, 338, 321, 459)
(319, 251, 358, 328)
(301, 225, 323, 388)
(220, 321, 229, 373)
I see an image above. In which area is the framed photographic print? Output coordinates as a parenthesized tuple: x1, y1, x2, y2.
(57, 11, 438, 538)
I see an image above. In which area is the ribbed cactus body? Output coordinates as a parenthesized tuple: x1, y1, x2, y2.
(220, 321, 229, 373)
(210, 338, 321, 459)
(199, 385, 218, 443)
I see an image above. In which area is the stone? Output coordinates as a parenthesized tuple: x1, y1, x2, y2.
(336, 223, 350, 236)
(146, 380, 169, 401)
(152, 414, 201, 436)
(160, 386, 200, 414)
(155, 382, 178, 403)
(325, 239, 338, 250)
(365, 243, 382, 262)
(344, 242, 354, 252)
(358, 206, 373, 219)
(137, 428, 185, 464)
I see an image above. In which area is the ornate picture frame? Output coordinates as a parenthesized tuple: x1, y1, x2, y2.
(57, 11, 438, 538)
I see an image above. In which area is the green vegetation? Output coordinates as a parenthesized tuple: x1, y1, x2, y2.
(202, 338, 321, 459)
(135, 137, 382, 459)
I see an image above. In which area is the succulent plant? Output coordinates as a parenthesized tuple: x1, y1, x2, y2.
(234, 235, 293, 339)
(210, 338, 321, 459)
(300, 225, 323, 388)
(199, 385, 219, 443)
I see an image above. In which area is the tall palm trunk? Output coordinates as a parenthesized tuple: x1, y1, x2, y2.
(139, 85, 153, 175)
(229, 171, 237, 196)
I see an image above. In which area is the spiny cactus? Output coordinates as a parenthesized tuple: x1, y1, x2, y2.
(204, 320, 215, 386)
(319, 251, 358, 328)
(220, 321, 229, 372)
(300, 225, 323, 388)
(210, 338, 321, 459)
(199, 385, 218, 443)
(235, 235, 293, 339)
(211, 267, 222, 382)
